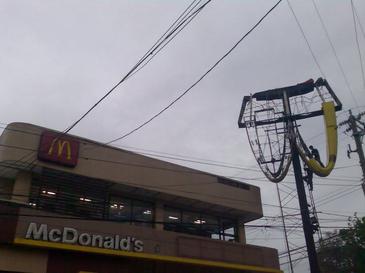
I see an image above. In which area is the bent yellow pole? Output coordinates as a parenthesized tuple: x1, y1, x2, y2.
(297, 101, 338, 177)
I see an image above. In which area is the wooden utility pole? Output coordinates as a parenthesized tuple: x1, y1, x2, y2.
(340, 110, 365, 196)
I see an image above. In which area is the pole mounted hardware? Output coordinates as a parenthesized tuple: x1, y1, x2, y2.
(339, 110, 365, 196)
(238, 78, 342, 182)
(238, 78, 342, 273)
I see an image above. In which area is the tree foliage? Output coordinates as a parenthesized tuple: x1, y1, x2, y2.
(317, 215, 365, 273)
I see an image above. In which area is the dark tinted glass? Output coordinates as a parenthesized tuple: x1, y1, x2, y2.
(132, 200, 154, 226)
(109, 197, 131, 222)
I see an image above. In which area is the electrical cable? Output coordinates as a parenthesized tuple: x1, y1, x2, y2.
(0, 124, 263, 174)
(311, 0, 358, 107)
(286, 0, 325, 77)
(0, 211, 350, 230)
(351, 0, 365, 92)
(0, 127, 362, 217)
(316, 184, 361, 205)
(0, 164, 304, 211)
(315, 184, 358, 205)
(125, 2, 206, 80)
(353, 2, 365, 40)
(0, 112, 362, 182)
(0, 141, 362, 186)
(63, 0, 212, 134)
(0, 1, 213, 176)
(104, 0, 284, 144)
(316, 185, 362, 207)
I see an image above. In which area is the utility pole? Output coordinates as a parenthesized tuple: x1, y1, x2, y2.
(238, 78, 342, 273)
(340, 110, 365, 195)
(283, 91, 320, 273)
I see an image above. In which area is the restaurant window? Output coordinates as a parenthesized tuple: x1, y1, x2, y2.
(164, 207, 238, 242)
(29, 170, 107, 219)
(182, 211, 202, 236)
(109, 197, 132, 223)
(37, 187, 58, 212)
(164, 207, 181, 232)
(201, 215, 220, 239)
(132, 200, 154, 227)
(221, 218, 237, 241)
(109, 196, 154, 227)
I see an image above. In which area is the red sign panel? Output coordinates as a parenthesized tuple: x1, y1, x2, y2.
(38, 131, 80, 167)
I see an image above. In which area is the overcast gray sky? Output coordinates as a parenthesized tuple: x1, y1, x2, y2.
(1, 0, 365, 272)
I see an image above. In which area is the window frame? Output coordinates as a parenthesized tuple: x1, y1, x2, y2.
(163, 206, 238, 242)
(108, 194, 155, 227)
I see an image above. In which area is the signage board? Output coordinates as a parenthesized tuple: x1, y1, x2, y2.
(38, 131, 79, 167)
(25, 222, 144, 252)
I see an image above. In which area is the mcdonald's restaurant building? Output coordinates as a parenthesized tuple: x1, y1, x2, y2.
(0, 122, 281, 273)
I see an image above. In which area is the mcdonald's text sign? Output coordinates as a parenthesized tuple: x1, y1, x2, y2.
(38, 131, 80, 167)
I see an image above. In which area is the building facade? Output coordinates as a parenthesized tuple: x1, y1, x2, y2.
(0, 122, 281, 273)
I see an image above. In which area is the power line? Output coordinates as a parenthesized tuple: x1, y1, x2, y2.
(0, 130, 362, 219)
(104, 0, 284, 144)
(286, 0, 325, 77)
(313, 183, 362, 206)
(311, 0, 358, 106)
(0, 161, 313, 213)
(0, 211, 350, 231)
(0, 108, 362, 183)
(317, 185, 362, 207)
(0, 1, 214, 178)
(0, 143, 265, 179)
(0, 124, 261, 173)
(125, 0, 205, 79)
(0, 141, 361, 185)
(351, 0, 365, 92)
(318, 211, 358, 218)
(282, 181, 361, 187)
(125, 1, 208, 80)
(353, 2, 365, 40)
(63, 0, 212, 134)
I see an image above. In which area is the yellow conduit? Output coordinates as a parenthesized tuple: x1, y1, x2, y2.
(297, 101, 338, 177)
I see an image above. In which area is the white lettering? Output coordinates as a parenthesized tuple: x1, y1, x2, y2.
(91, 235, 103, 248)
(79, 233, 91, 246)
(134, 240, 144, 252)
(120, 236, 131, 251)
(103, 236, 114, 249)
(25, 223, 48, 240)
(24, 223, 143, 252)
(62, 227, 78, 243)
(49, 229, 61, 242)
(114, 235, 120, 250)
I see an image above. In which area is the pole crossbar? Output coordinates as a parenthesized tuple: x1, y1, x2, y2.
(238, 78, 343, 273)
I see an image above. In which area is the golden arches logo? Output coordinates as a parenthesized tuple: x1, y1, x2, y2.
(47, 138, 72, 160)
(38, 131, 79, 167)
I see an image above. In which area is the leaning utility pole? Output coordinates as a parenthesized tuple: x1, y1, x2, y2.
(339, 110, 365, 195)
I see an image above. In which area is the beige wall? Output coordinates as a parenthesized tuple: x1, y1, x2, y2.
(0, 122, 262, 221)
(14, 207, 279, 270)
(11, 171, 32, 204)
(0, 245, 48, 273)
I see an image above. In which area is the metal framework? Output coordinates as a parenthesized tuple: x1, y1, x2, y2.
(238, 78, 341, 183)
(238, 78, 342, 273)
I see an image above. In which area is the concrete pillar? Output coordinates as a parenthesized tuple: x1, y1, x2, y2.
(0, 178, 14, 200)
(238, 223, 246, 244)
(155, 201, 164, 231)
(11, 171, 32, 204)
